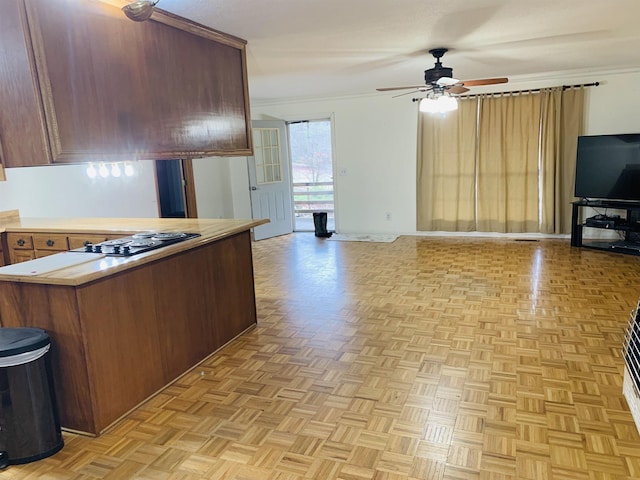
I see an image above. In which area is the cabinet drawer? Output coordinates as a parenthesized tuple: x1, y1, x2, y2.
(7, 233, 33, 249)
(68, 235, 109, 250)
(33, 234, 69, 251)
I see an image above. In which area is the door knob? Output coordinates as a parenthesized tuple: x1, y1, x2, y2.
(251, 186, 257, 190)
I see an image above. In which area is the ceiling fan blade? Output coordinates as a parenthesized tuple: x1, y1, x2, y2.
(447, 85, 470, 95)
(376, 85, 428, 92)
(392, 87, 432, 98)
(460, 77, 509, 87)
(436, 77, 459, 86)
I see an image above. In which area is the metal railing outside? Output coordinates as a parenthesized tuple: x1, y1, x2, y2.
(293, 181, 334, 214)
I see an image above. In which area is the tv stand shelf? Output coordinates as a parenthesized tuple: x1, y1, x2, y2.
(571, 200, 640, 255)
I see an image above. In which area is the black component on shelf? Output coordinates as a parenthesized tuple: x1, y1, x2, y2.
(611, 242, 640, 254)
(585, 215, 624, 229)
(571, 200, 640, 255)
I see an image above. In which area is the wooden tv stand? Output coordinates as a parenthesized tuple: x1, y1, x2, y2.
(571, 200, 640, 255)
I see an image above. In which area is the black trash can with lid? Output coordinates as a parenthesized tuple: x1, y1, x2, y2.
(0, 328, 63, 466)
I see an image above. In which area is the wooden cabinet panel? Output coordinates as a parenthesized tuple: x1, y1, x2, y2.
(0, 229, 7, 265)
(210, 232, 257, 346)
(78, 268, 165, 432)
(0, 0, 51, 167)
(25, 0, 251, 163)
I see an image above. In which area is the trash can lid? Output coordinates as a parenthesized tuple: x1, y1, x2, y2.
(0, 328, 50, 357)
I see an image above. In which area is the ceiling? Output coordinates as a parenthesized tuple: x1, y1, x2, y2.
(156, 0, 640, 103)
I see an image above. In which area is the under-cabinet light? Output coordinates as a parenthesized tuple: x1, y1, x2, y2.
(124, 162, 135, 177)
(98, 163, 109, 178)
(85, 162, 134, 179)
(86, 163, 97, 179)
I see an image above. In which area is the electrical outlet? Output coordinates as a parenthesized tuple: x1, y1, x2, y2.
(385, 212, 392, 221)
(339, 168, 348, 176)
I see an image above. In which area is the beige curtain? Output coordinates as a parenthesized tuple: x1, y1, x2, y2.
(539, 88, 561, 233)
(476, 93, 541, 232)
(416, 87, 585, 233)
(539, 87, 585, 233)
(559, 87, 584, 233)
(416, 97, 478, 231)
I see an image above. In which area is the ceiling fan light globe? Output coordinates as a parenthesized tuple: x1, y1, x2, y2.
(419, 98, 438, 113)
(439, 95, 458, 112)
(420, 95, 458, 114)
(122, 0, 157, 22)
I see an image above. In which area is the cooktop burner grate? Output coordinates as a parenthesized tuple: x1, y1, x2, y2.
(75, 232, 200, 257)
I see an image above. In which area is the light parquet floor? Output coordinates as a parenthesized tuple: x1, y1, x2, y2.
(3, 234, 640, 479)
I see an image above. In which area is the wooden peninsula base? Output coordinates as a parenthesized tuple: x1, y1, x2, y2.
(0, 230, 257, 435)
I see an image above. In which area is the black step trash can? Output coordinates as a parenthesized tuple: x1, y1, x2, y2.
(0, 328, 63, 467)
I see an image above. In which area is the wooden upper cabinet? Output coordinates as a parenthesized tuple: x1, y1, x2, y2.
(0, 0, 51, 167)
(24, 0, 252, 163)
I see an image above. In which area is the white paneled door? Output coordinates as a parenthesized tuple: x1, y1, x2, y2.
(247, 120, 294, 240)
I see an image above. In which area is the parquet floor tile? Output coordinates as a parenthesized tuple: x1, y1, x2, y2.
(2, 235, 640, 479)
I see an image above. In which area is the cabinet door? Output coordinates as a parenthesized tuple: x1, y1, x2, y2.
(25, 0, 251, 163)
(0, 0, 51, 167)
(10, 249, 36, 264)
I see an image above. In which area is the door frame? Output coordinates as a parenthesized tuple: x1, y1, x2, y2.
(283, 113, 338, 232)
(154, 158, 198, 218)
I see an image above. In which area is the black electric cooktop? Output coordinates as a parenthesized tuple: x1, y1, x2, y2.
(74, 231, 200, 257)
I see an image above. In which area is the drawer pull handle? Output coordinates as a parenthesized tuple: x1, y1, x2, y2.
(46, 239, 55, 247)
(17, 239, 25, 247)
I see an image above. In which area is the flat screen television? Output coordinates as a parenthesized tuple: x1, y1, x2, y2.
(575, 134, 640, 202)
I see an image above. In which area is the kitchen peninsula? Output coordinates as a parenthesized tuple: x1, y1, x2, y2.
(0, 216, 267, 435)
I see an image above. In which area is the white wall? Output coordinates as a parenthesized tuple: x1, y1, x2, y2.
(229, 157, 253, 218)
(192, 156, 253, 219)
(192, 157, 233, 218)
(0, 162, 158, 218)
(245, 70, 640, 234)
(1, 70, 639, 229)
(584, 71, 640, 135)
(251, 95, 419, 233)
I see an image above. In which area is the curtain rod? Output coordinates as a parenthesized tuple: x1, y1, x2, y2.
(458, 81, 600, 99)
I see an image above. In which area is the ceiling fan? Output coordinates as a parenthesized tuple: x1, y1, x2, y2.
(376, 48, 508, 97)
